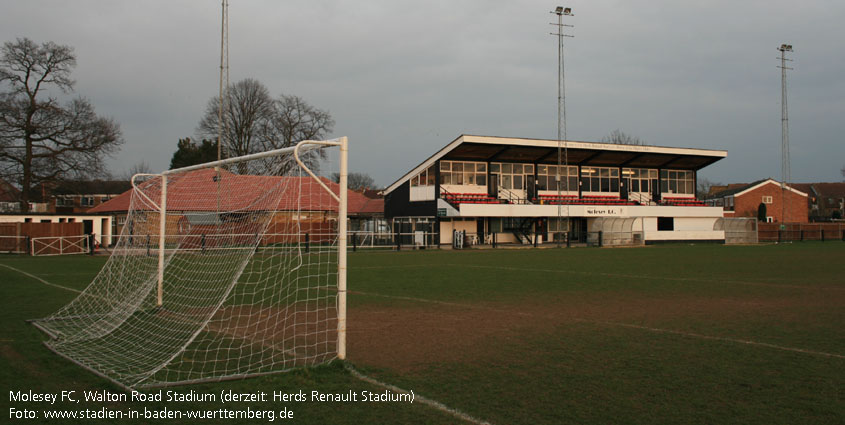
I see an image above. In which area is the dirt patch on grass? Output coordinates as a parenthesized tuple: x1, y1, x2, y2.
(346, 291, 843, 373)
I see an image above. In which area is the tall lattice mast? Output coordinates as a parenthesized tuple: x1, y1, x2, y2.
(777, 44, 793, 223)
(550, 6, 573, 247)
(217, 0, 230, 162)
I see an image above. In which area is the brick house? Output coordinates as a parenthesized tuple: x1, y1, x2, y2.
(49, 180, 132, 214)
(791, 182, 845, 221)
(0, 178, 21, 212)
(707, 179, 808, 223)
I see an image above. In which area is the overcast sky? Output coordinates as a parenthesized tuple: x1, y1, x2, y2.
(2, 0, 844, 187)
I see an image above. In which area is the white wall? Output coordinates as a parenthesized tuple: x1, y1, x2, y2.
(641, 216, 723, 242)
(441, 184, 487, 194)
(452, 204, 725, 243)
(0, 214, 113, 246)
(410, 185, 435, 201)
(456, 203, 724, 219)
(439, 219, 478, 244)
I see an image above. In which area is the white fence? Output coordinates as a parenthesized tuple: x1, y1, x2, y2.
(30, 235, 90, 256)
(349, 231, 439, 250)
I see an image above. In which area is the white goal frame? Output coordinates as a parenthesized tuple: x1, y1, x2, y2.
(35, 137, 349, 390)
(131, 137, 349, 361)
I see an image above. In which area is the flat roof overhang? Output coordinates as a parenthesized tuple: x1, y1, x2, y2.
(445, 142, 723, 170)
(385, 135, 727, 194)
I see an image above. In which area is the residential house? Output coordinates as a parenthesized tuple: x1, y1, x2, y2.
(706, 179, 808, 223)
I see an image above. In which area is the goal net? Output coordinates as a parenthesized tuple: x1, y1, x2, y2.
(31, 138, 348, 390)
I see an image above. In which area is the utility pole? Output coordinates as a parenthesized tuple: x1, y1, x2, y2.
(550, 7, 573, 247)
(777, 44, 793, 224)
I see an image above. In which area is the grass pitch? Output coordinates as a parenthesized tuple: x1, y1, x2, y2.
(1, 243, 843, 424)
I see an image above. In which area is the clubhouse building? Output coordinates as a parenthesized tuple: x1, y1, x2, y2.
(384, 135, 729, 246)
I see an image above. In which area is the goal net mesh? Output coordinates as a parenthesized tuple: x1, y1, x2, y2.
(32, 142, 343, 389)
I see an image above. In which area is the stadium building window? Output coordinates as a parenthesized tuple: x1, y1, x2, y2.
(537, 165, 578, 192)
(439, 161, 486, 187)
(410, 165, 436, 187)
(580, 167, 619, 193)
(490, 162, 533, 191)
(622, 168, 658, 193)
(660, 169, 695, 195)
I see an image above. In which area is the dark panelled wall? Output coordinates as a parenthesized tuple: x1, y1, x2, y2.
(384, 181, 437, 220)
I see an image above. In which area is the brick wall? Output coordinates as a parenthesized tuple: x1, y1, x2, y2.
(734, 182, 808, 223)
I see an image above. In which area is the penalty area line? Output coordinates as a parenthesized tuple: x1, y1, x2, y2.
(344, 363, 492, 425)
(0, 264, 81, 294)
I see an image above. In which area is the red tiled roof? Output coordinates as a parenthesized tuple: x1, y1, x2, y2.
(348, 191, 384, 215)
(807, 182, 845, 198)
(90, 168, 381, 215)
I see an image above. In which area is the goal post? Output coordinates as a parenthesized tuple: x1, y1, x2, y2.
(31, 137, 349, 389)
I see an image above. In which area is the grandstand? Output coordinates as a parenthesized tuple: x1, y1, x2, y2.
(384, 135, 728, 246)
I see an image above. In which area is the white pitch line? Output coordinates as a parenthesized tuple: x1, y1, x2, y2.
(351, 289, 845, 360)
(345, 364, 492, 425)
(595, 321, 845, 359)
(0, 264, 82, 294)
(350, 290, 535, 317)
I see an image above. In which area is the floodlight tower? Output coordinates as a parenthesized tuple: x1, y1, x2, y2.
(550, 6, 573, 247)
(777, 44, 793, 224)
(217, 0, 230, 162)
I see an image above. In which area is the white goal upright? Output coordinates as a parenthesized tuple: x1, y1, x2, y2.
(32, 138, 348, 390)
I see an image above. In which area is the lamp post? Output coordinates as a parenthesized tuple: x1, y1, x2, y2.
(550, 7, 573, 247)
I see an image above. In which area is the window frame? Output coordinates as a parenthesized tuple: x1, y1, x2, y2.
(580, 166, 620, 193)
(439, 160, 487, 187)
(491, 162, 535, 191)
(659, 169, 695, 195)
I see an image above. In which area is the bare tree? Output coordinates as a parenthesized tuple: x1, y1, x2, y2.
(264, 94, 335, 171)
(602, 129, 643, 145)
(331, 172, 375, 191)
(197, 78, 274, 159)
(696, 177, 722, 199)
(0, 38, 123, 211)
(119, 161, 153, 181)
(196, 80, 334, 174)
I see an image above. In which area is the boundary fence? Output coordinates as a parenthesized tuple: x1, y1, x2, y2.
(758, 223, 845, 242)
(0, 235, 28, 254)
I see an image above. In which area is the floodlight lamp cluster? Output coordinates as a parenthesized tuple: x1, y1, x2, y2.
(779, 44, 793, 52)
(553, 6, 573, 16)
